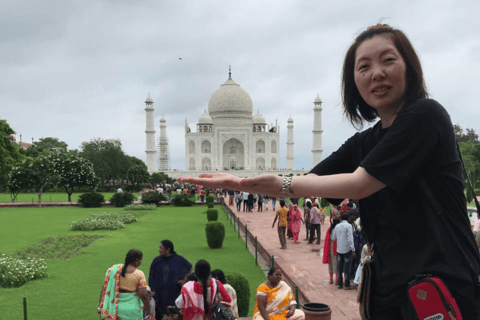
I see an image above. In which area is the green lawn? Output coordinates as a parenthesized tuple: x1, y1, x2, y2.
(0, 192, 138, 203)
(0, 205, 266, 319)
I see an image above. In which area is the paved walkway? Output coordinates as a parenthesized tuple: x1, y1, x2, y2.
(224, 201, 361, 320)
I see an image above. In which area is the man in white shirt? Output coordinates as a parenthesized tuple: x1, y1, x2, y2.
(242, 192, 249, 212)
(331, 213, 356, 289)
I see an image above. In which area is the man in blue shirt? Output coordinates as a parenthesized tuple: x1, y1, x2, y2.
(331, 213, 356, 289)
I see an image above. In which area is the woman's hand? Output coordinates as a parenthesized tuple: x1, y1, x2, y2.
(178, 174, 285, 197)
(286, 305, 296, 318)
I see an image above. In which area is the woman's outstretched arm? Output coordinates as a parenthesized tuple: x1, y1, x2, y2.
(178, 167, 385, 200)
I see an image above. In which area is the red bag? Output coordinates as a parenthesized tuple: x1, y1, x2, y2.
(407, 276, 462, 320)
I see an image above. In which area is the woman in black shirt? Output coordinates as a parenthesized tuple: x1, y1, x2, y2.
(178, 24, 480, 318)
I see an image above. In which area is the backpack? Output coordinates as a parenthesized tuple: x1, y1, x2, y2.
(210, 302, 235, 320)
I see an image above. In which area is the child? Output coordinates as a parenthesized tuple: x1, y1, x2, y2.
(319, 203, 327, 225)
(323, 218, 340, 285)
(145, 286, 156, 320)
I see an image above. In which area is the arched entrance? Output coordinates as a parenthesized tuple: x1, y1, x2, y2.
(223, 138, 244, 170)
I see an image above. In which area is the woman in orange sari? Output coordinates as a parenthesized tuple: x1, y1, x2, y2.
(253, 268, 305, 320)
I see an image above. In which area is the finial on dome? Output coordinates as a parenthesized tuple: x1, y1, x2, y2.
(258, 109, 260, 114)
(229, 65, 231, 79)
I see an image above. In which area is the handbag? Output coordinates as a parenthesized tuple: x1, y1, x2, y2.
(408, 275, 462, 320)
(210, 302, 235, 320)
(357, 245, 374, 320)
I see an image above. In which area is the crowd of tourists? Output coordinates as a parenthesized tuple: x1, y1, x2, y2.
(98, 240, 238, 320)
(97, 239, 307, 320)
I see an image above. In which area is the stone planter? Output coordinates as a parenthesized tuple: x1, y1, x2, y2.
(302, 303, 332, 320)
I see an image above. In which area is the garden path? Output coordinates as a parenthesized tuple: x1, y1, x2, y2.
(225, 201, 361, 320)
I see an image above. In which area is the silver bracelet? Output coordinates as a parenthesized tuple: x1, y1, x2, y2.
(282, 176, 293, 194)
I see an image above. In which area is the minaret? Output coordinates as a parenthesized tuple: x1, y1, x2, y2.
(145, 94, 157, 174)
(312, 94, 323, 166)
(286, 116, 294, 169)
(158, 117, 170, 171)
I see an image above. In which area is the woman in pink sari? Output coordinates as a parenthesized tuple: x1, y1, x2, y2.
(289, 204, 304, 243)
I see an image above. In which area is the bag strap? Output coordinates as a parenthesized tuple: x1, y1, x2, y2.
(418, 176, 480, 283)
(456, 142, 480, 213)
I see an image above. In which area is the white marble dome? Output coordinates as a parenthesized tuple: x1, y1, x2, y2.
(208, 77, 253, 119)
(197, 113, 213, 124)
(253, 112, 266, 124)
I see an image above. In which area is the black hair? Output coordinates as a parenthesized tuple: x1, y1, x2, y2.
(347, 209, 357, 217)
(341, 213, 349, 221)
(186, 273, 198, 282)
(121, 249, 143, 277)
(195, 260, 211, 313)
(279, 200, 286, 207)
(161, 240, 176, 254)
(211, 269, 227, 284)
(306, 201, 312, 209)
(268, 267, 280, 277)
(330, 218, 341, 234)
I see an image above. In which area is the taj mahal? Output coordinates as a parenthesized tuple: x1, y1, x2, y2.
(144, 69, 323, 179)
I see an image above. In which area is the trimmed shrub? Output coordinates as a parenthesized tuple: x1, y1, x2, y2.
(141, 191, 167, 205)
(205, 221, 225, 249)
(225, 272, 250, 317)
(207, 203, 214, 209)
(172, 193, 195, 206)
(77, 191, 105, 208)
(206, 195, 215, 204)
(207, 209, 218, 221)
(109, 192, 136, 207)
(124, 204, 157, 211)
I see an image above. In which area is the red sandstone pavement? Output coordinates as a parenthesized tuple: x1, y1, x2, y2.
(225, 201, 361, 320)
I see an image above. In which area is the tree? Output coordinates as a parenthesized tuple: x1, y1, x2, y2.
(456, 125, 480, 201)
(126, 164, 149, 191)
(25, 137, 68, 158)
(7, 158, 36, 202)
(150, 172, 176, 185)
(0, 120, 24, 190)
(51, 151, 97, 202)
(80, 138, 130, 181)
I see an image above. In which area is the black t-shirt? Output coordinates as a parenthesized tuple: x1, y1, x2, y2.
(310, 99, 478, 309)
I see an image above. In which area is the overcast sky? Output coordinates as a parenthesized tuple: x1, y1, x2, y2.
(2, 0, 479, 172)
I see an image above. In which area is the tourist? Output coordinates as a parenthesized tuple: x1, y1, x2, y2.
(351, 218, 366, 285)
(228, 189, 235, 206)
(98, 249, 152, 320)
(253, 267, 305, 320)
(329, 205, 340, 225)
(211, 269, 239, 318)
(248, 193, 254, 212)
(178, 24, 480, 317)
(117, 187, 123, 193)
(264, 195, 269, 211)
(235, 191, 242, 212)
(177, 260, 231, 320)
(271, 197, 276, 211)
(332, 214, 355, 290)
(308, 203, 321, 245)
(215, 189, 220, 202)
(149, 240, 193, 319)
(287, 203, 294, 240)
(144, 286, 156, 319)
(303, 199, 311, 240)
(272, 200, 288, 249)
(200, 188, 205, 202)
(289, 204, 303, 243)
(242, 191, 249, 212)
(319, 202, 327, 225)
(257, 194, 264, 212)
(473, 212, 480, 237)
(323, 218, 340, 285)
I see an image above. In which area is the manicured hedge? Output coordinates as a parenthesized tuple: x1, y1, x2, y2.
(225, 272, 250, 317)
(77, 192, 105, 208)
(207, 209, 218, 221)
(205, 221, 225, 249)
(109, 192, 136, 207)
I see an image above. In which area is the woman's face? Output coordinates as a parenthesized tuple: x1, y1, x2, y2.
(159, 243, 170, 256)
(269, 269, 282, 284)
(354, 35, 407, 114)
